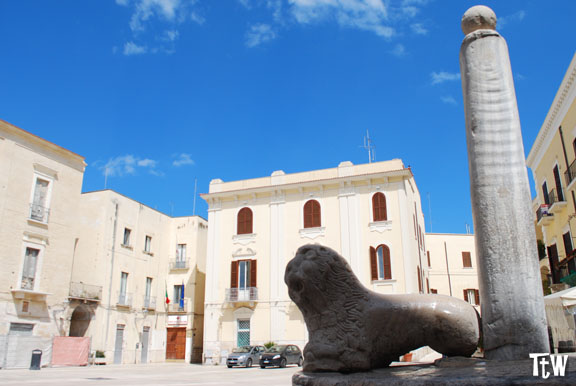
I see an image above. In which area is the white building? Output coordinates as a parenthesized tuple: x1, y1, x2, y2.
(201, 160, 428, 364)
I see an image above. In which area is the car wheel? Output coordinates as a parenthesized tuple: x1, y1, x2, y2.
(246, 358, 252, 368)
(298, 357, 303, 367)
(280, 358, 287, 368)
(227, 365, 232, 368)
(260, 365, 266, 369)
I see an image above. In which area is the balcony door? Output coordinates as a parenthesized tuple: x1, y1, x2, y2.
(238, 261, 251, 301)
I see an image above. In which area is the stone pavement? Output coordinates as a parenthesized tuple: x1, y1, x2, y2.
(0, 362, 300, 386)
(293, 356, 576, 385)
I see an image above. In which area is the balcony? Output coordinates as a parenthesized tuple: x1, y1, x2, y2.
(143, 296, 156, 310)
(167, 302, 187, 313)
(565, 159, 576, 190)
(69, 282, 102, 302)
(29, 203, 50, 223)
(225, 287, 258, 303)
(169, 259, 189, 270)
(536, 204, 554, 226)
(548, 188, 567, 214)
(117, 292, 132, 308)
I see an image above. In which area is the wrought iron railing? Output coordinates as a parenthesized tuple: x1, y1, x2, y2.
(167, 302, 187, 313)
(560, 272, 576, 287)
(117, 292, 132, 307)
(536, 204, 552, 222)
(69, 282, 102, 300)
(170, 259, 189, 270)
(29, 203, 50, 223)
(565, 159, 576, 186)
(225, 287, 258, 302)
(548, 188, 565, 206)
(143, 296, 156, 310)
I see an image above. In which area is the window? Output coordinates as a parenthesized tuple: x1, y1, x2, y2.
(462, 252, 472, 268)
(119, 272, 128, 304)
(427, 251, 431, 267)
(426, 278, 430, 293)
(563, 232, 573, 257)
(430, 289, 438, 294)
(237, 208, 253, 235)
(372, 192, 387, 221)
(123, 228, 131, 246)
(230, 260, 257, 301)
(174, 285, 184, 310)
(542, 181, 550, 205)
(237, 319, 250, 347)
(417, 266, 422, 293)
(144, 236, 152, 253)
(9, 323, 34, 335)
(144, 277, 152, 308)
(369, 245, 391, 280)
(553, 165, 565, 202)
(303, 200, 321, 228)
(21, 247, 40, 290)
(464, 289, 480, 305)
(30, 176, 51, 222)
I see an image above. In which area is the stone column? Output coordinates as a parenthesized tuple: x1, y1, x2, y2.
(459, 5, 549, 359)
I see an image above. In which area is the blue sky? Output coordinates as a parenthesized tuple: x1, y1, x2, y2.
(0, 1, 574, 233)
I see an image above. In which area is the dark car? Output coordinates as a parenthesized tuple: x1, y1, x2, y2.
(226, 345, 265, 368)
(259, 344, 303, 368)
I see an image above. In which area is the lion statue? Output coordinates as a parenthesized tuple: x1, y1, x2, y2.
(285, 244, 480, 373)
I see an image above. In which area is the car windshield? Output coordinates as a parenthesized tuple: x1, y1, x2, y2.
(265, 345, 286, 353)
(232, 346, 251, 353)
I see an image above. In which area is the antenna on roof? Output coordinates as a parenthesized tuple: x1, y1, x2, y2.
(362, 130, 375, 163)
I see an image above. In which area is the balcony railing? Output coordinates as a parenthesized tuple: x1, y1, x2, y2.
(170, 259, 189, 270)
(167, 302, 187, 313)
(536, 204, 553, 223)
(548, 188, 565, 206)
(29, 203, 50, 223)
(69, 282, 102, 301)
(117, 292, 132, 307)
(565, 159, 576, 187)
(143, 296, 156, 310)
(225, 287, 258, 302)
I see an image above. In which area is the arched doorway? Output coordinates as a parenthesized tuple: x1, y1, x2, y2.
(69, 305, 92, 337)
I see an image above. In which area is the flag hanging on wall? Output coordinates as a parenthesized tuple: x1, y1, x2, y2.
(165, 284, 170, 304)
(179, 281, 185, 309)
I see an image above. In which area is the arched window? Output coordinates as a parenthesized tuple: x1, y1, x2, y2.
(372, 192, 387, 222)
(237, 207, 253, 235)
(369, 244, 391, 280)
(303, 200, 321, 228)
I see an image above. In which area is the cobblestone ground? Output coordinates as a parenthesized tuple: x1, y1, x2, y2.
(0, 362, 300, 386)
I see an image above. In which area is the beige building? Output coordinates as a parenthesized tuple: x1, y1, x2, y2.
(71, 190, 207, 364)
(425, 233, 479, 310)
(201, 160, 428, 364)
(527, 52, 576, 291)
(0, 119, 86, 367)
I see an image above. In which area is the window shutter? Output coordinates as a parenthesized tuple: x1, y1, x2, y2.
(426, 278, 430, 293)
(230, 261, 238, 288)
(304, 200, 321, 228)
(237, 208, 253, 235)
(369, 247, 377, 281)
(431, 289, 438, 294)
(462, 252, 472, 268)
(250, 259, 257, 288)
(383, 246, 391, 280)
(427, 251, 431, 267)
(474, 289, 480, 305)
(372, 193, 387, 222)
(417, 266, 422, 292)
(463, 289, 469, 302)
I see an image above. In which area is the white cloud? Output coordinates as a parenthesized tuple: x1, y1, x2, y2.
(162, 29, 179, 41)
(431, 71, 460, 85)
(441, 95, 457, 105)
(101, 155, 160, 177)
(391, 43, 406, 57)
(410, 23, 427, 35)
(123, 41, 148, 55)
(498, 10, 526, 29)
(173, 153, 195, 167)
(245, 23, 277, 47)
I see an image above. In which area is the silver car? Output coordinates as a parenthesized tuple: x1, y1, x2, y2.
(226, 345, 266, 368)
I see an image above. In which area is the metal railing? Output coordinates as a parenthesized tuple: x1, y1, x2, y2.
(536, 204, 553, 222)
(548, 188, 565, 206)
(143, 296, 156, 310)
(225, 287, 258, 302)
(167, 302, 187, 313)
(117, 292, 132, 307)
(69, 282, 102, 301)
(565, 159, 576, 186)
(20, 276, 35, 290)
(169, 259, 189, 270)
(29, 203, 50, 223)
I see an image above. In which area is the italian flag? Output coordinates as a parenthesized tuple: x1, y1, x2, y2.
(165, 286, 170, 304)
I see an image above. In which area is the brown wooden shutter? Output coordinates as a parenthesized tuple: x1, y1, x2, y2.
(417, 266, 422, 292)
(427, 251, 431, 267)
(431, 289, 438, 294)
(426, 278, 430, 293)
(369, 247, 377, 281)
(462, 252, 472, 268)
(237, 208, 253, 235)
(250, 259, 257, 288)
(230, 261, 238, 288)
(304, 200, 321, 228)
(383, 246, 391, 280)
(463, 289, 469, 302)
(474, 289, 480, 305)
(304, 201, 312, 228)
(372, 193, 387, 221)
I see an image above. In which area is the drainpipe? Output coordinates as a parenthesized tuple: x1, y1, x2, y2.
(444, 241, 453, 296)
(104, 200, 119, 349)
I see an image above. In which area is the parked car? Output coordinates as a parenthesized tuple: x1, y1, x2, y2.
(226, 345, 266, 368)
(259, 344, 303, 368)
